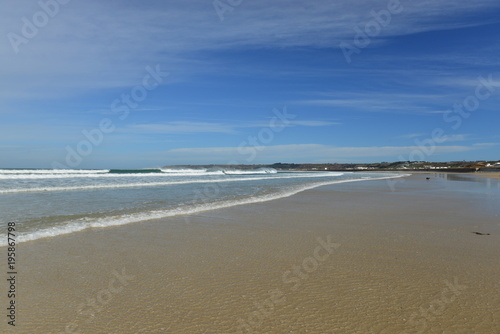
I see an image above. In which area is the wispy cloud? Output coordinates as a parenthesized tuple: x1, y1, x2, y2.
(472, 142, 499, 147)
(127, 120, 338, 134)
(131, 122, 238, 134)
(425, 110, 450, 114)
(287, 120, 340, 127)
(296, 92, 453, 114)
(399, 133, 426, 139)
(399, 133, 469, 142)
(441, 134, 469, 143)
(432, 75, 500, 89)
(2, 0, 500, 100)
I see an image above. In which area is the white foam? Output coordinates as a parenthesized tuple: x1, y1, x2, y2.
(0, 170, 230, 179)
(0, 168, 281, 179)
(161, 168, 208, 173)
(0, 173, 162, 180)
(0, 174, 408, 246)
(0, 172, 345, 194)
(0, 169, 109, 174)
(161, 167, 278, 175)
(222, 168, 277, 175)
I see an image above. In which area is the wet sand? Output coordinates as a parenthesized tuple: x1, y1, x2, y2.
(474, 171, 500, 180)
(1, 174, 499, 333)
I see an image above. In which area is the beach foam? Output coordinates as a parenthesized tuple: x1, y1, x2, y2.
(1, 174, 406, 246)
(0, 168, 279, 179)
(0, 172, 343, 194)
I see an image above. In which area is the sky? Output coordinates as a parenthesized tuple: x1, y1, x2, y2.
(1, 0, 499, 169)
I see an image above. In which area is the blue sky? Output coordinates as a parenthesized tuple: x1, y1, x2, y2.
(1, 0, 499, 168)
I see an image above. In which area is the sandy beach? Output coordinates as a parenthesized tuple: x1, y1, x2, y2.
(1, 173, 499, 333)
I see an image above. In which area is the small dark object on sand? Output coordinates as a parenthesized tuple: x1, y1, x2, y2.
(426, 177, 430, 180)
(472, 232, 490, 235)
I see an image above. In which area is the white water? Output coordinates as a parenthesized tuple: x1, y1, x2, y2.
(0, 172, 342, 194)
(0, 168, 278, 179)
(0, 168, 408, 247)
(3, 174, 406, 246)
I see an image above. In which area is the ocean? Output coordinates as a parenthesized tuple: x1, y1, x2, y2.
(0, 168, 404, 246)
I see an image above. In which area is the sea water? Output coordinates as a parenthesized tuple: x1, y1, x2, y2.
(0, 168, 403, 245)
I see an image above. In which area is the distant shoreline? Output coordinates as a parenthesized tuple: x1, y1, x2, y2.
(367, 169, 500, 180)
(163, 164, 500, 180)
(164, 163, 500, 173)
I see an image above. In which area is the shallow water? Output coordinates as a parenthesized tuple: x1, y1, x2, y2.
(0, 168, 404, 245)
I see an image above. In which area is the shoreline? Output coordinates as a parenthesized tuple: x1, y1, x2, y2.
(1, 174, 499, 333)
(3, 173, 406, 247)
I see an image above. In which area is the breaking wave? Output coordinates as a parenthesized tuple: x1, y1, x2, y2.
(0, 174, 406, 246)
